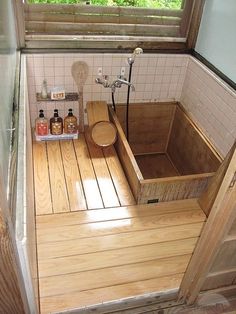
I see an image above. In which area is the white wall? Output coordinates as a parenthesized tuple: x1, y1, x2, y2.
(196, 0, 236, 83)
(181, 57, 236, 157)
(26, 53, 188, 123)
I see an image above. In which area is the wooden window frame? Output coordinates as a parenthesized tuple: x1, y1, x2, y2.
(15, 0, 205, 51)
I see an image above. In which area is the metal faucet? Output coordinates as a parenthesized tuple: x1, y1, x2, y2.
(110, 77, 135, 93)
(95, 75, 135, 93)
(95, 75, 110, 88)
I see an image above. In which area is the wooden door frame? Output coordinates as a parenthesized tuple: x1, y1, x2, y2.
(179, 142, 236, 304)
(0, 170, 29, 313)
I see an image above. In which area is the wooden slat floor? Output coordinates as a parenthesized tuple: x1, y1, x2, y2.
(33, 134, 135, 215)
(33, 135, 206, 313)
(36, 198, 206, 314)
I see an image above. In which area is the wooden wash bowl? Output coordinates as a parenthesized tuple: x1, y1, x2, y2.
(109, 102, 222, 204)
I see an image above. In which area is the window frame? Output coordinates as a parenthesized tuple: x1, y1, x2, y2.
(14, 0, 205, 51)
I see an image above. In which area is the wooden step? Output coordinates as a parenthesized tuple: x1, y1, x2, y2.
(40, 274, 183, 314)
(36, 198, 202, 228)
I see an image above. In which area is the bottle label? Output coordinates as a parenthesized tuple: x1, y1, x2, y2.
(51, 122, 62, 135)
(67, 122, 77, 134)
(37, 122, 48, 136)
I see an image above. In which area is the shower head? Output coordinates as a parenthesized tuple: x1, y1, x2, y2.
(127, 47, 143, 65)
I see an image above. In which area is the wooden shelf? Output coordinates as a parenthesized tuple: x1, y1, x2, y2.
(36, 92, 79, 102)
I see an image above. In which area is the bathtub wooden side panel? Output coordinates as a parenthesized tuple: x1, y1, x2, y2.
(167, 107, 221, 175)
(109, 109, 142, 201)
(116, 102, 176, 154)
(138, 174, 213, 204)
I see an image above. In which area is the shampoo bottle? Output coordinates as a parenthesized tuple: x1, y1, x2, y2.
(35, 110, 48, 136)
(64, 108, 78, 134)
(50, 109, 63, 135)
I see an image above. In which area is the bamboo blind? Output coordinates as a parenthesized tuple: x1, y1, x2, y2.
(24, 3, 183, 38)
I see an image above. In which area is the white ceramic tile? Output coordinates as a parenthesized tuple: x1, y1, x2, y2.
(54, 57, 64, 67)
(157, 57, 166, 66)
(55, 67, 65, 77)
(54, 76, 65, 86)
(33, 56, 44, 67)
(44, 67, 54, 77)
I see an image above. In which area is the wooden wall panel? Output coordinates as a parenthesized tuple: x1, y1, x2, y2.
(167, 106, 221, 175)
(179, 142, 236, 304)
(116, 102, 176, 154)
(138, 173, 212, 204)
(109, 108, 142, 201)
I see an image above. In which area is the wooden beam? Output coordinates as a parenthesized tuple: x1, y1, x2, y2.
(179, 142, 236, 304)
(25, 12, 181, 26)
(25, 21, 180, 37)
(25, 3, 183, 18)
(24, 35, 187, 51)
(179, 0, 194, 37)
(186, 0, 206, 49)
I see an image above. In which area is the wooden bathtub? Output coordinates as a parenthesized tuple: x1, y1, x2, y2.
(109, 102, 222, 204)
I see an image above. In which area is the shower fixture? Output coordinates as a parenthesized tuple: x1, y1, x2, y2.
(127, 47, 143, 65)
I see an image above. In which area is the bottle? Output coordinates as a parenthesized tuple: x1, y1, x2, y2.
(35, 110, 48, 136)
(41, 79, 48, 99)
(50, 109, 63, 135)
(64, 109, 78, 134)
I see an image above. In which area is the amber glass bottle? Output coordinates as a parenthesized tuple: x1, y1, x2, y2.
(50, 109, 63, 135)
(64, 109, 78, 134)
(35, 109, 48, 136)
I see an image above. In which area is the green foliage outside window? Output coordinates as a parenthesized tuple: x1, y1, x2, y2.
(27, 0, 182, 9)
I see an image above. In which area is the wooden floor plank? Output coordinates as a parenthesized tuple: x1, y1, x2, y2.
(60, 140, 87, 211)
(37, 209, 205, 243)
(40, 274, 183, 314)
(37, 222, 204, 259)
(39, 254, 191, 297)
(103, 145, 136, 206)
(46, 141, 70, 213)
(36, 199, 202, 228)
(34, 138, 207, 314)
(38, 238, 198, 277)
(73, 136, 104, 209)
(33, 142, 53, 215)
(85, 132, 120, 208)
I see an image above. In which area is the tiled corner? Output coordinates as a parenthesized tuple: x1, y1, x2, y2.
(181, 56, 236, 157)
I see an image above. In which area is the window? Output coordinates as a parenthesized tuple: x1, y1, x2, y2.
(18, 0, 205, 50)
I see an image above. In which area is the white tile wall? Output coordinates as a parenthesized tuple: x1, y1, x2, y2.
(26, 53, 236, 157)
(26, 53, 188, 124)
(181, 57, 236, 157)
